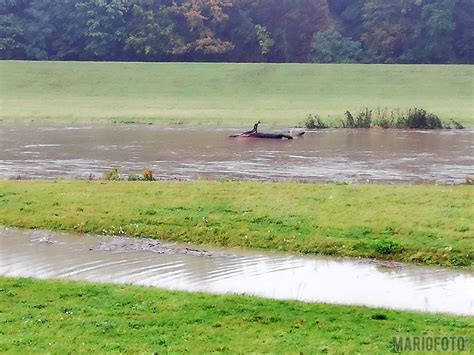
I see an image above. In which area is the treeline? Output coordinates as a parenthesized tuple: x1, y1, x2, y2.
(1, 0, 473, 63)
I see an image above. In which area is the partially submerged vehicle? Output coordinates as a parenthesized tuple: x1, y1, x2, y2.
(229, 121, 303, 140)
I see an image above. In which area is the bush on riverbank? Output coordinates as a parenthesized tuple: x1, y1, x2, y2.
(303, 107, 464, 130)
(127, 168, 156, 182)
(103, 168, 120, 181)
(104, 168, 156, 182)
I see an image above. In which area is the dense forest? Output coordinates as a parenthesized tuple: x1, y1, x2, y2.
(1, 0, 473, 63)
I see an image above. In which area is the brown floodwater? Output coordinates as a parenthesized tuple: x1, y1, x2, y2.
(0, 123, 472, 183)
(1, 228, 473, 315)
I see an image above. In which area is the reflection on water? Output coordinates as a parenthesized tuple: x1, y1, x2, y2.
(1, 228, 473, 315)
(0, 124, 473, 183)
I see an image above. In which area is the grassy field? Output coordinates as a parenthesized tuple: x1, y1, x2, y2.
(1, 277, 472, 353)
(0, 180, 472, 267)
(0, 61, 472, 125)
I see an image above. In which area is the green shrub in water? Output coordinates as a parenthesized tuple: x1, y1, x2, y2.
(355, 108, 372, 128)
(405, 108, 442, 129)
(341, 111, 354, 128)
(340, 109, 372, 128)
(303, 114, 329, 129)
(346, 107, 447, 129)
(450, 119, 464, 129)
(306, 107, 455, 130)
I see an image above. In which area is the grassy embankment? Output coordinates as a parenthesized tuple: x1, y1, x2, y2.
(1, 277, 472, 353)
(1, 180, 472, 268)
(0, 61, 473, 126)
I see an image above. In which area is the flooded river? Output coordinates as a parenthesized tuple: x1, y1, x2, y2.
(1, 228, 473, 315)
(0, 124, 472, 183)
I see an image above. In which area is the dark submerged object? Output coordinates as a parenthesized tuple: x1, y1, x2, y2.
(230, 121, 294, 139)
(247, 132, 293, 139)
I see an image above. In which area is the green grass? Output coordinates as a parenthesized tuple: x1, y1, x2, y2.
(0, 180, 472, 268)
(0, 61, 473, 125)
(0, 277, 472, 353)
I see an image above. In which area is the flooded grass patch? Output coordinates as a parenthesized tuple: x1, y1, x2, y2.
(0, 277, 472, 353)
(0, 180, 472, 268)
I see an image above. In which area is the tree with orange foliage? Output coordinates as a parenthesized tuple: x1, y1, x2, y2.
(170, 0, 234, 55)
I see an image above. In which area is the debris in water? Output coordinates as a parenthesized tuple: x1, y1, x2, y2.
(92, 236, 218, 258)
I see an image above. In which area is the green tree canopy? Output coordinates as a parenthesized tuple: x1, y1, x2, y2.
(0, 0, 472, 63)
(308, 29, 366, 63)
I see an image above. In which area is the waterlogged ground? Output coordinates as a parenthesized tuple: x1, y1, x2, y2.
(1, 124, 473, 183)
(1, 228, 473, 315)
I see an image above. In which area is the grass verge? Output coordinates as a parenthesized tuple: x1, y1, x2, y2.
(1, 61, 473, 126)
(1, 277, 472, 353)
(0, 180, 472, 268)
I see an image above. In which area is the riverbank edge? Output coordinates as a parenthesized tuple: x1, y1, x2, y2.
(0, 180, 472, 269)
(0, 225, 414, 269)
(1, 276, 472, 353)
(1, 117, 473, 128)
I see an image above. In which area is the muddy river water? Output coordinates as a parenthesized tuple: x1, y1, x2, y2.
(0, 124, 472, 183)
(1, 228, 473, 315)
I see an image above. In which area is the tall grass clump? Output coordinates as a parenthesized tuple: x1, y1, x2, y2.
(371, 108, 395, 128)
(448, 119, 465, 129)
(303, 114, 329, 129)
(340, 109, 372, 128)
(104, 168, 120, 181)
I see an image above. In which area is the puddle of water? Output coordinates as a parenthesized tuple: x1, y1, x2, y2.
(0, 123, 473, 183)
(1, 227, 473, 315)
